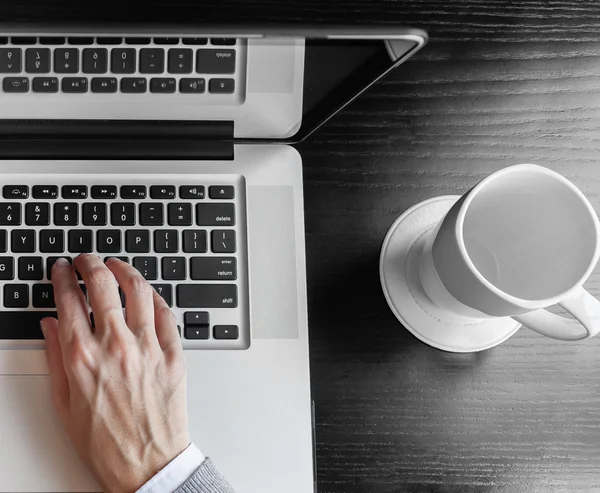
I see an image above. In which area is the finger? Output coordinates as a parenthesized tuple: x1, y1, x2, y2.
(105, 258, 156, 339)
(152, 289, 181, 352)
(51, 257, 93, 347)
(41, 317, 70, 420)
(74, 254, 126, 339)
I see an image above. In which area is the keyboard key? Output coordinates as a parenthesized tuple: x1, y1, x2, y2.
(40, 230, 64, 253)
(62, 185, 88, 199)
(3, 185, 28, 199)
(150, 186, 176, 199)
(104, 256, 129, 263)
(54, 203, 78, 226)
(120, 186, 147, 199)
(18, 257, 43, 280)
(125, 37, 151, 45)
(25, 48, 50, 73)
(162, 257, 186, 280)
(39, 37, 65, 45)
(0, 203, 21, 225)
(154, 38, 179, 45)
(182, 38, 208, 45)
(68, 230, 93, 253)
(209, 185, 234, 199)
(111, 48, 136, 74)
(140, 48, 164, 73)
(62, 77, 88, 93)
(120, 77, 147, 93)
(91, 185, 117, 199)
(32, 77, 59, 93)
(68, 37, 94, 45)
(139, 203, 164, 226)
(47, 257, 78, 281)
(0, 257, 14, 280)
(212, 230, 236, 253)
(82, 48, 108, 73)
(4, 285, 29, 308)
(184, 312, 209, 326)
(211, 38, 236, 46)
(26, 203, 50, 226)
(32, 185, 58, 199)
(152, 284, 173, 307)
(126, 230, 150, 253)
(177, 284, 237, 308)
(12, 230, 35, 253)
(91, 77, 117, 93)
(150, 78, 176, 93)
(83, 202, 107, 226)
(11, 37, 36, 45)
(191, 257, 236, 280)
(0, 230, 6, 253)
(0, 48, 22, 73)
(3, 77, 29, 93)
(168, 203, 192, 226)
(185, 326, 209, 340)
(111, 203, 135, 226)
(196, 203, 235, 226)
(97, 230, 122, 253)
(168, 48, 193, 74)
(197, 49, 235, 74)
(155, 230, 178, 253)
(0, 311, 61, 338)
(209, 78, 235, 94)
(214, 325, 239, 340)
(97, 37, 122, 45)
(32, 284, 55, 308)
(180, 78, 205, 94)
(54, 48, 79, 73)
(180, 185, 205, 199)
(133, 257, 158, 280)
(0, 38, 7, 45)
(183, 230, 207, 253)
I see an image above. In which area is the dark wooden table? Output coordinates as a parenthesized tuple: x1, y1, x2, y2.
(3, 1, 600, 491)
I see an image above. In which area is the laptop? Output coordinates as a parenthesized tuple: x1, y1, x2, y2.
(0, 25, 427, 492)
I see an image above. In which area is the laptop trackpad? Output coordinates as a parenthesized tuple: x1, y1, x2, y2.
(0, 375, 99, 492)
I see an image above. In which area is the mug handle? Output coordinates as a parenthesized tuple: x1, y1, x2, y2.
(513, 286, 600, 341)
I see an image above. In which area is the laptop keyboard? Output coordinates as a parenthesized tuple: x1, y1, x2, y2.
(0, 36, 239, 95)
(0, 176, 249, 350)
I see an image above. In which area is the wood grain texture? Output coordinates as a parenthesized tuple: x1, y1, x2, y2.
(4, 1, 600, 491)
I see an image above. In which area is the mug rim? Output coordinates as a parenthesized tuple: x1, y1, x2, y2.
(454, 163, 600, 307)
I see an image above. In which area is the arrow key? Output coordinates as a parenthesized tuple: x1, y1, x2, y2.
(184, 325, 209, 340)
(32, 77, 58, 93)
(214, 325, 239, 340)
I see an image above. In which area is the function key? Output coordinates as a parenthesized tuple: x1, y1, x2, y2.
(111, 48, 136, 73)
(26, 48, 51, 73)
(3, 77, 28, 93)
(0, 48, 22, 73)
(10, 36, 36, 45)
(39, 37, 65, 45)
(139, 48, 164, 73)
(211, 38, 236, 46)
(209, 185, 234, 199)
(120, 185, 147, 199)
(62, 185, 88, 199)
(91, 185, 117, 199)
(209, 78, 235, 94)
(150, 185, 176, 199)
(82, 48, 108, 74)
(32, 185, 58, 199)
(3, 186, 28, 199)
(68, 37, 94, 45)
(180, 185, 205, 199)
(183, 38, 208, 45)
(150, 78, 176, 93)
(197, 49, 235, 74)
(33, 77, 58, 93)
(125, 37, 151, 45)
(168, 48, 193, 74)
(121, 77, 147, 93)
(0, 37, 8, 45)
(180, 78, 205, 94)
(97, 37, 123, 45)
(62, 77, 88, 93)
(154, 37, 179, 45)
(54, 48, 79, 73)
(91, 77, 117, 93)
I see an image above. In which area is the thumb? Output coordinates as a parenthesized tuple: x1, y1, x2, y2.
(41, 317, 70, 419)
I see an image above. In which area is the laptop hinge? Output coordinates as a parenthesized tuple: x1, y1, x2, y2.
(0, 120, 234, 160)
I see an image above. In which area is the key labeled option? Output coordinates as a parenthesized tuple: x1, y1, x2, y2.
(191, 257, 236, 280)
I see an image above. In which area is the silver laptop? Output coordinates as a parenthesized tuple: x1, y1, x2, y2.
(0, 26, 427, 492)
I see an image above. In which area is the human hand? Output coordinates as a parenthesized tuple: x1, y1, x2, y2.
(41, 254, 189, 493)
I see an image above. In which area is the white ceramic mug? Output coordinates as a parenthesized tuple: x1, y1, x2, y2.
(418, 164, 600, 341)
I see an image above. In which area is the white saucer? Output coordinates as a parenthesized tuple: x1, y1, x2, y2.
(379, 196, 521, 353)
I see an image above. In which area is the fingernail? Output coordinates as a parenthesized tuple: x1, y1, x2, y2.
(55, 257, 69, 267)
(40, 320, 47, 337)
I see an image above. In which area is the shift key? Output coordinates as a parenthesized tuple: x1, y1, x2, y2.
(196, 203, 235, 226)
(177, 284, 237, 308)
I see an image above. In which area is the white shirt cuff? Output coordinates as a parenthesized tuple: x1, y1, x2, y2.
(135, 443, 205, 493)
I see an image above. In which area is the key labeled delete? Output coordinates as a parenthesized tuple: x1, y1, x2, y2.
(196, 203, 235, 226)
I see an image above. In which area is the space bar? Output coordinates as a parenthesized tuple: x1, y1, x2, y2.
(0, 311, 57, 340)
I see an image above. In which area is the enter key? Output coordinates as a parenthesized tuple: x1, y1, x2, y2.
(191, 257, 237, 280)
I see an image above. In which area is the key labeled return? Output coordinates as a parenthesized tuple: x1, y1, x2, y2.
(191, 257, 236, 280)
